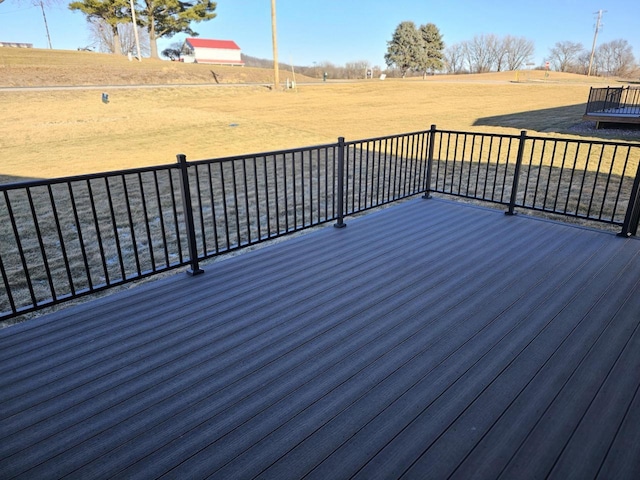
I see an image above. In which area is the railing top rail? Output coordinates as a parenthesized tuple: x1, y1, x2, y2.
(2, 128, 638, 192)
(0, 162, 177, 191)
(187, 142, 339, 166)
(523, 133, 640, 148)
(588, 85, 639, 91)
(433, 128, 522, 140)
(343, 129, 432, 146)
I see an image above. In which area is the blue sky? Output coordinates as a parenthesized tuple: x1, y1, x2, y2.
(1, 0, 638, 68)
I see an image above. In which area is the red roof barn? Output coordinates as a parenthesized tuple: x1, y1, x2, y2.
(180, 38, 244, 66)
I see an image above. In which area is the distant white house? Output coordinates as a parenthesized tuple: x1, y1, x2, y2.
(0, 42, 33, 48)
(180, 38, 244, 66)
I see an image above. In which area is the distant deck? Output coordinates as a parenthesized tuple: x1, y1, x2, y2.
(1, 198, 640, 479)
(583, 86, 640, 128)
(583, 109, 640, 127)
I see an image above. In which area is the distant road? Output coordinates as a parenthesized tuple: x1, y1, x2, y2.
(0, 78, 594, 93)
(0, 82, 332, 92)
(0, 83, 271, 92)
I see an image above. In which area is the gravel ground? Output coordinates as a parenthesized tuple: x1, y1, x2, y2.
(567, 120, 640, 140)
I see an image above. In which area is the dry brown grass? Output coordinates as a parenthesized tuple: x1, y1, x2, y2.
(0, 47, 304, 87)
(2, 66, 638, 185)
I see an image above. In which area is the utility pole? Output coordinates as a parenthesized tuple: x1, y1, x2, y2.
(271, 0, 279, 90)
(39, 0, 52, 49)
(587, 9, 605, 77)
(129, 0, 142, 61)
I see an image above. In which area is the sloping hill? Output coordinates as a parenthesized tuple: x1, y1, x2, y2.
(2, 47, 633, 88)
(0, 47, 313, 87)
(417, 69, 626, 85)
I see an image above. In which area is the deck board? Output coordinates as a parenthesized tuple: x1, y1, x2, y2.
(1, 197, 639, 480)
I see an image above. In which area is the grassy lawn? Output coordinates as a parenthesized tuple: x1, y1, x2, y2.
(2, 75, 637, 185)
(2, 48, 637, 185)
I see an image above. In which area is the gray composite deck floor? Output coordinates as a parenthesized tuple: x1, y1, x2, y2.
(1, 197, 640, 480)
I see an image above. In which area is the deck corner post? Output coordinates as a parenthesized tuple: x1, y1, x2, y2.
(422, 124, 437, 199)
(584, 87, 593, 115)
(334, 137, 347, 228)
(177, 153, 204, 275)
(506, 130, 527, 216)
(618, 161, 640, 238)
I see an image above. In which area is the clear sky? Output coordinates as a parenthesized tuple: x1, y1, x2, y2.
(1, 0, 638, 68)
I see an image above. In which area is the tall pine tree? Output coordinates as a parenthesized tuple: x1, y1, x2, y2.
(417, 23, 444, 78)
(385, 21, 444, 77)
(385, 21, 422, 78)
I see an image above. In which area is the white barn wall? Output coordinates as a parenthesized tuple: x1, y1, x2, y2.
(193, 47, 242, 64)
(180, 38, 244, 66)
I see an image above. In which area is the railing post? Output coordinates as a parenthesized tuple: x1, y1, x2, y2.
(618, 161, 640, 237)
(506, 130, 528, 216)
(585, 87, 593, 114)
(334, 137, 347, 228)
(177, 153, 204, 275)
(423, 124, 437, 199)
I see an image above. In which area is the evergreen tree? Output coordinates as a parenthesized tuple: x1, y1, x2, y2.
(385, 21, 422, 78)
(385, 21, 444, 78)
(417, 23, 444, 78)
(138, 0, 216, 59)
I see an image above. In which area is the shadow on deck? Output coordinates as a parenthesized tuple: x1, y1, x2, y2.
(1, 198, 640, 479)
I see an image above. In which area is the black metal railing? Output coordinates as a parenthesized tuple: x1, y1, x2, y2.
(186, 143, 340, 262)
(343, 130, 431, 215)
(585, 86, 640, 115)
(1, 127, 639, 320)
(427, 129, 640, 229)
(0, 167, 191, 319)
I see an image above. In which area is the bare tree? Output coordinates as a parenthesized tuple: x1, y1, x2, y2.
(445, 35, 535, 74)
(119, 22, 149, 56)
(547, 41, 585, 72)
(444, 43, 465, 73)
(88, 18, 149, 56)
(464, 34, 493, 73)
(596, 39, 636, 77)
(344, 60, 370, 79)
(484, 34, 505, 71)
(317, 61, 340, 80)
(161, 41, 183, 60)
(503, 35, 535, 70)
(575, 50, 592, 75)
(69, 0, 131, 55)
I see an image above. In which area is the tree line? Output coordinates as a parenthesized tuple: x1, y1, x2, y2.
(547, 39, 635, 76)
(444, 34, 535, 73)
(385, 21, 637, 78)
